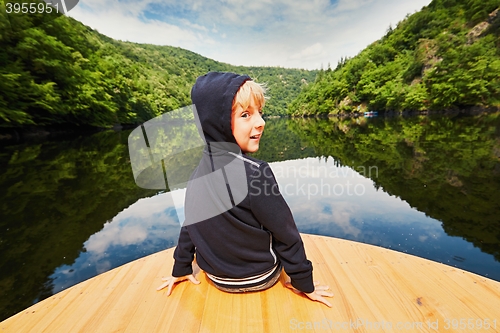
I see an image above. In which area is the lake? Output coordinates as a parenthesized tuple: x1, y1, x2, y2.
(1, 114, 499, 321)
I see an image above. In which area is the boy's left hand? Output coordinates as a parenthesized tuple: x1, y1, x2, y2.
(157, 274, 200, 296)
(157, 260, 201, 296)
(284, 276, 334, 308)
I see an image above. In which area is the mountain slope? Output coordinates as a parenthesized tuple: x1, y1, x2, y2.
(289, 0, 500, 116)
(0, 14, 315, 128)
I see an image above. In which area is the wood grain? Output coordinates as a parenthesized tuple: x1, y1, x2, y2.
(2, 234, 499, 332)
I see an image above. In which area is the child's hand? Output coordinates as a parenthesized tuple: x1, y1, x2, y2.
(156, 274, 200, 296)
(284, 276, 334, 307)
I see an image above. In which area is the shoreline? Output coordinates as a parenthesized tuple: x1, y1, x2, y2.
(290, 105, 500, 119)
(1, 106, 498, 145)
(0, 123, 137, 146)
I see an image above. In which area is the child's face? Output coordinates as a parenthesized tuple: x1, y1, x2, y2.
(231, 95, 265, 153)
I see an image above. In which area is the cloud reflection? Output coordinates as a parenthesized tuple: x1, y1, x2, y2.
(266, 157, 500, 274)
(47, 157, 500, 293)
(49, 191, 182, 292)
(269, 157, 444, 244)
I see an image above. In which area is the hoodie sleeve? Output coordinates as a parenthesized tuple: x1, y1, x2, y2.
(171, 226, 195, 277)
(249, 162, 314, 293)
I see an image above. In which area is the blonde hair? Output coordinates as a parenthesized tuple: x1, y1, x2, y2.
(232, 80, 266, 112)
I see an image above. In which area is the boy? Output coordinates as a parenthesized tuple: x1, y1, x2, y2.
(158, 72, 332, 307)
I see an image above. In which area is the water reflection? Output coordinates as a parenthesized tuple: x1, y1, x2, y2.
(1, 114, 499, 321)
(48, 192, 182, 293)
(274, 157, 499, 280)
(48, 154, 500, 299)
(0, 132, 157, 320)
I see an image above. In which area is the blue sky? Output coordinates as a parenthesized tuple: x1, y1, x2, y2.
(69, 0, 432, 70)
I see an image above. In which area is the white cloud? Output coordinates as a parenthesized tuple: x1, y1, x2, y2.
(69, 2, 211, 48)
(48, 192, 183, 289)
(69, 0, 432, 69)
(83, 192, 180, 256)
(334, 0, 375, 12)
(290, 43, 326, 61)
(181, 19, 208, 32)
(85, 221, 149, 254)
(323, 202, 362, 237)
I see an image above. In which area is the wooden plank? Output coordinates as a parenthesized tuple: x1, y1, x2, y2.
(122, 251, 178, 333)
(90, 254, 165, 333)
(46, 259, 136, 333)
(1, 234, 499, 333)
(9, 266, 123, 333)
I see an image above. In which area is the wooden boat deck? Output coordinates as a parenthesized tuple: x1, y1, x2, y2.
(2, 234, 500, 332)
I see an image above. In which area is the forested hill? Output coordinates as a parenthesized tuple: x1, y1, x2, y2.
(289, 0, 500, 116)
(0, 14, 315, 129)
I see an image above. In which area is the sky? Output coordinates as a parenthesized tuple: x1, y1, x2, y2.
(68, 0, 433, 70)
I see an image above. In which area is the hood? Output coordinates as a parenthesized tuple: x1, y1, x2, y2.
(191, 72, 251, 144)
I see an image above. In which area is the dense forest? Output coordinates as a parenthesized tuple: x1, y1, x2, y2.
(289, 0, 500, 116)
(0, 9, 315, 129)
(3, 0, 499, 128)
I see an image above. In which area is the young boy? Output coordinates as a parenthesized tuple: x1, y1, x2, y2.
(158, 72, 332, 307)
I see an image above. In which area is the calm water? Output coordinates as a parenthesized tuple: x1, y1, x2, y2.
(1, 114, 499, 321)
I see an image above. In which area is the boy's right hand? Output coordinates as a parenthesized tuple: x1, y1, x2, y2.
(156, 274, 200, 296)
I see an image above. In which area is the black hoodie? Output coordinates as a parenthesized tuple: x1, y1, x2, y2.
(172, 72, 314, 293)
